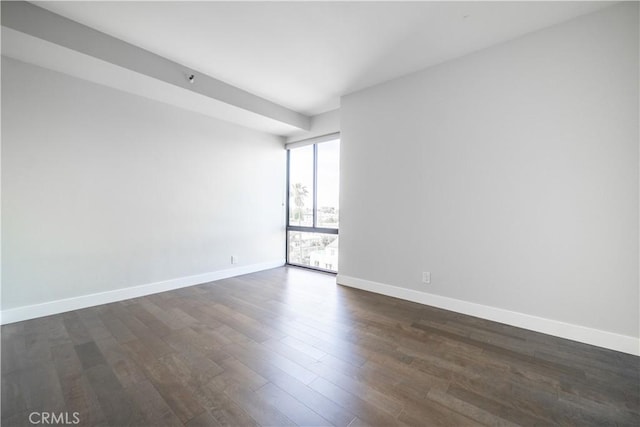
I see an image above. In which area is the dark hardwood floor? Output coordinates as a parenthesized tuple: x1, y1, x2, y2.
(2, 267, 638, 426)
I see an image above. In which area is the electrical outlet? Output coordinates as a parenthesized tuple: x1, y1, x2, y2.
(422, 271, 431, 284)
(231, 255, 238, 264)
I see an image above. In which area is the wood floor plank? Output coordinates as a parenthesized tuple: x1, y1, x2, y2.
(99, 311, 137, 343)
(427, 387, 520, 427)
(75, 342, 108, 370)
(266, 371, 356, 427)
(139, 357, 205, 424)
(217, 358, 269, 391)
(22, 323, 55, 368)
(94, 336, 147, 388)
(224, 341, 318, 386)
(398, 393, 483, 427)
(308, 356, 405, 417)
(255, 382, 334, 426)
(139, 300, 192, 331)
(446, 383, 551, 426)
(58, 373, 108, 426)
(85, 363, 143, 426)
(126, 334, 175, 360)
(196, 304, 274, 343)
(109, 305, 154, 339)
(308, 376, 400, 426)
(159, 350, 225, 389)
(184, 409, 222, 427)
(43, 315, 73, 348)
(1, 324, 27, 374)
(210, 302, 287, 341)
(77, 309, 113, 342)
(260, 337, 322, 368)
(22, 363, 66, 414)
(51, 342, 108, 426)
(62, 312, 93, 346)
(193, 379, 260, 427)
(214, 381, 296, 427)
(125, 379, 184, 427)
(1, 369, 28, 419)
(128, 303, 174, 337)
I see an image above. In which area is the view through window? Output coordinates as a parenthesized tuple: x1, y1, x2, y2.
(287, 138, 339, 272)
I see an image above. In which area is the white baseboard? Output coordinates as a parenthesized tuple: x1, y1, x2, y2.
(336, 274, 640, 356)
(0, 260, 285, 325)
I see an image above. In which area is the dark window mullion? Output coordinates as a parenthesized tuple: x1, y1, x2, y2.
(287, 225, 338, 234)
(286, 149, 291, 228)
(285, 149, 291, 263)
(312, 144, 318, 228)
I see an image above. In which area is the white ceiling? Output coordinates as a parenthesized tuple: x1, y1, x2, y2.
(34, 1, 612, 116)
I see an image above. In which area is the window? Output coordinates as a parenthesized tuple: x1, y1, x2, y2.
(287, 137, 339, 272)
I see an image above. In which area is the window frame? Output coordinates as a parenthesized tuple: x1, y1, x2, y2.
(285, 137, 339, 274)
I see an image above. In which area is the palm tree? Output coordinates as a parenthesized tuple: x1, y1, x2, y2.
(291, 182, 309, 225)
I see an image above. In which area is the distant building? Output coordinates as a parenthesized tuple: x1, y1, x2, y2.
(309, 237, 339, 271)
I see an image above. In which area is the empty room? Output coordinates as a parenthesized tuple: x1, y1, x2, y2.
(1, 1, 638, 426)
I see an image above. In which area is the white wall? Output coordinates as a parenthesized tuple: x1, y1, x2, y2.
(339, 3, 639, 347)
(1, 57, 286, 313)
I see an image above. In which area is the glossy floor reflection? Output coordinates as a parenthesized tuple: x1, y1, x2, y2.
(2, 267, 638, 426)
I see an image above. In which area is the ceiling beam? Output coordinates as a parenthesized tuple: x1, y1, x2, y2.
(1, 1, 311, 134)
